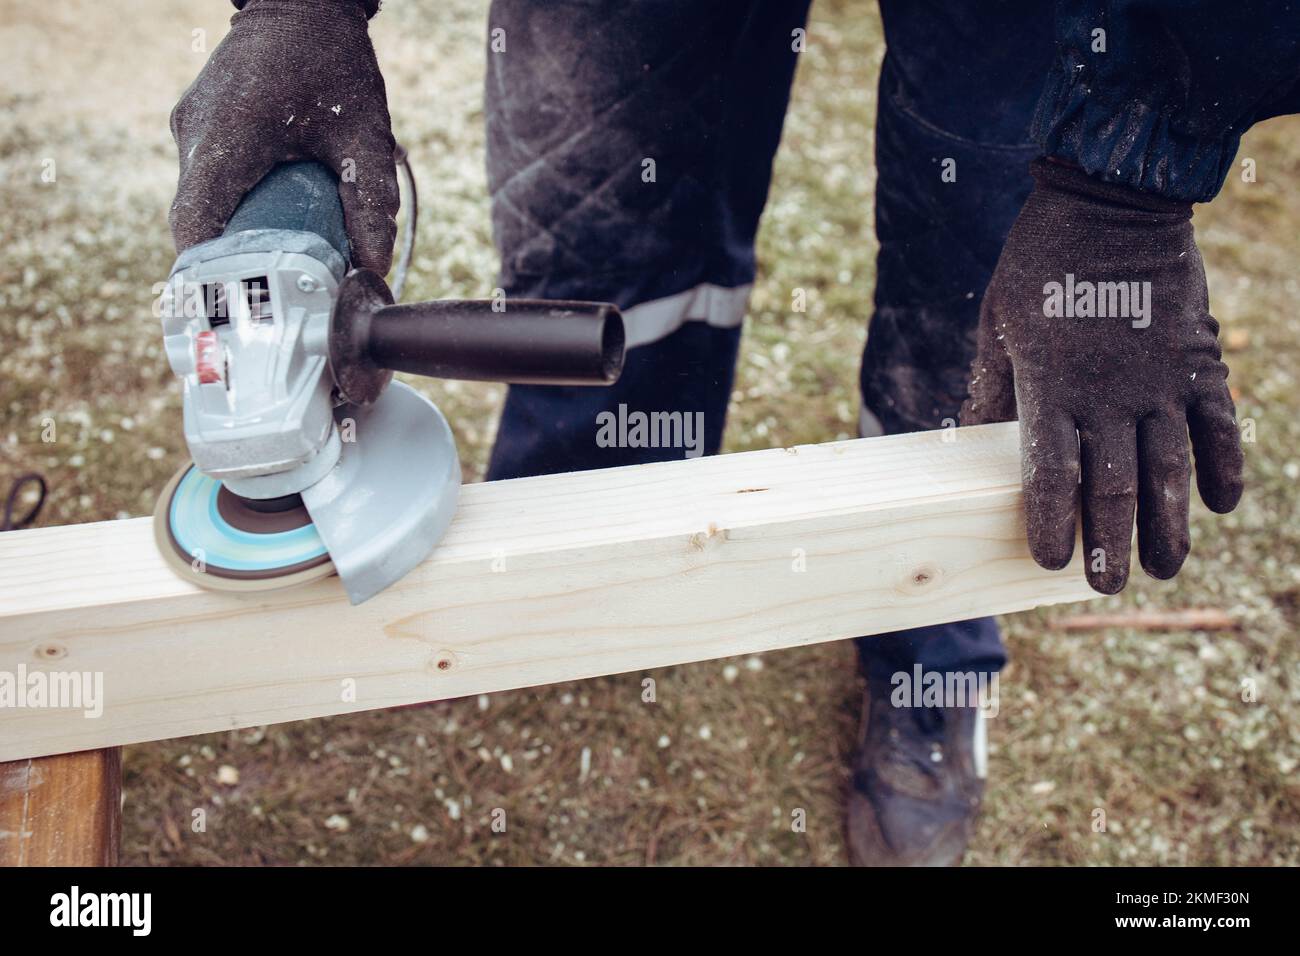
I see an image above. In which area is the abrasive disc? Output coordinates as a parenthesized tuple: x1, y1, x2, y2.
(153, 462, 335, 593)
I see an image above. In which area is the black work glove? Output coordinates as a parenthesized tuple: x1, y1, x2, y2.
(962, 160, 1244, 594)
(169, 0, 398, 272)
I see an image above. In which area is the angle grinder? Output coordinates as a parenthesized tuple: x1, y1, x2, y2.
(155, 160, 624, 604)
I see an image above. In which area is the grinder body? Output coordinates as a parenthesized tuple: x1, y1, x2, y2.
(161, 163, 352, 500)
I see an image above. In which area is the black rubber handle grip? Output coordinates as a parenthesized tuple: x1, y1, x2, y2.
(366, 299, 624, 386)
(223, 161, 350, 263)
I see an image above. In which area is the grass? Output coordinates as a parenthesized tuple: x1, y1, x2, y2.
(0, 0, 1295, 866)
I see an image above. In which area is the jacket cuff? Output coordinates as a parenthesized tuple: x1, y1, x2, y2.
(1031, 63, 1239, 205)
(232, 0, 381, 17)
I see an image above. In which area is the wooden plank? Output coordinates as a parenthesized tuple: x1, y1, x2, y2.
(0, 422, 1095, 762)
(0, 748, 121, 866)
(1059, 608, 1237, 632)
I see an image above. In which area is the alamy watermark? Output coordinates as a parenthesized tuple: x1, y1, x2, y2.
(0, 665, 103, 718)
(890, 665, 999, 718)
(1043, 273, 1151, 328)
(595, 404, 705, 459)
(50, 886, 151, 936)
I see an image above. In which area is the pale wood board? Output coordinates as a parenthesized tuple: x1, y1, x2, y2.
(0, 422, 1095, 762)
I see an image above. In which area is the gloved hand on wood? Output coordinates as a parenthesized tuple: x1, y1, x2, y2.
(962, 160, 1244, 594)
(169, 0, 398, 272)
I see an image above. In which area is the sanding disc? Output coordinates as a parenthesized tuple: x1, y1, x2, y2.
(153, 462, 336, 593)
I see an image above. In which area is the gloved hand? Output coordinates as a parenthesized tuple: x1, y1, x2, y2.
(962, 160, 1244, 594)
(169, 0, 398, 272)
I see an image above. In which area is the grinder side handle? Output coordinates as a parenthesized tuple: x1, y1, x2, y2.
(367, 298, 626, 387)
(223, 161, 351, 264)
(328, 270, 627, 404)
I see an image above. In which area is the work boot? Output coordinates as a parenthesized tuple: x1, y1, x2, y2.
(846, 676, 987, 866)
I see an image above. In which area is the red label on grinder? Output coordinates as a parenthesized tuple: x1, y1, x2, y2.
(196, 330, 222, 384)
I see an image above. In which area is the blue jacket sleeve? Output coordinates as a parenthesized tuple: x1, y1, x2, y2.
(1033, 0, 1300, 202)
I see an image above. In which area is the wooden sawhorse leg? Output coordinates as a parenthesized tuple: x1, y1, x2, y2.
(0, 748, 121, 866)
